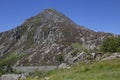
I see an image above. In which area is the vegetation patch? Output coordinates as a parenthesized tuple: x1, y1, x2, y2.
(0, 52, 21, 65)
(100, 36, 120, 53)
(26, 58, 120, 80)
(0, 52, 24, 75)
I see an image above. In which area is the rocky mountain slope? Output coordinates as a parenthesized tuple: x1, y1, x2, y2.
(0, 8, 113, 66)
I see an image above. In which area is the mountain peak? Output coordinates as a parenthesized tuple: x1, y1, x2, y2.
(30, 8, 71, 24)
(40, 8, 61, 15)
(43, 8, 57, 12)
(24, 8, 64, 25)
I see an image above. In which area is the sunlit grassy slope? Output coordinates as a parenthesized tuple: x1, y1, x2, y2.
(27, 58, 120, 80)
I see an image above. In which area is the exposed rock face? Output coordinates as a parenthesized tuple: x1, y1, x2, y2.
(0, 8, 113, 66)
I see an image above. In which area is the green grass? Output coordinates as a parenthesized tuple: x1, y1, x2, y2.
(72, 42, 82, 49)
(0, 51, 24, 66)
(26, 58, 120, 80)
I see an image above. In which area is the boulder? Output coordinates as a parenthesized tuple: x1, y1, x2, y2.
(0, 74, 21, 80)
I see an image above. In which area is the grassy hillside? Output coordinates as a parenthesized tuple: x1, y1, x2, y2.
(26, 58, 120, 80)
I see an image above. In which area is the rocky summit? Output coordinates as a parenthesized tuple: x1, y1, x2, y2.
(0, 8, 113, 66)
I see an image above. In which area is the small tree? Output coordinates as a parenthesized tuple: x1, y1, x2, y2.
(100, 36, 120, 53)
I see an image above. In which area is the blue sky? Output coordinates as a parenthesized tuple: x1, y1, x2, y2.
(0, 0, 120, 34)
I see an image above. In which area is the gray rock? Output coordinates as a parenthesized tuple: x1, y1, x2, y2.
(0, 74, 21, 80)
(102, 53, 120, 61)
(58, 63, 70, 68)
